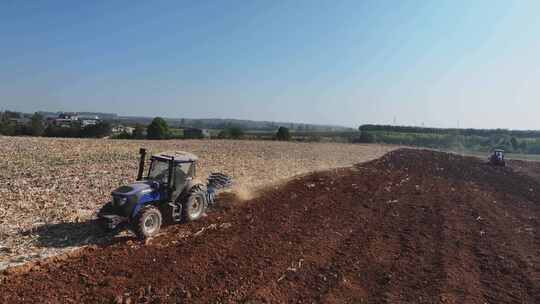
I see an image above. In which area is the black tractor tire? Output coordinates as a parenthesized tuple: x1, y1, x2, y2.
(132, 205, 162, 240)
(182, 185, 208, 222)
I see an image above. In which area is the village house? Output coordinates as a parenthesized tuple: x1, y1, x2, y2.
(112, 125, 135, 135)
(78, 115, 100, 128)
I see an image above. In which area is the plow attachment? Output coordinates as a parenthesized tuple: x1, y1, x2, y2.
(206, 172, 233, 205)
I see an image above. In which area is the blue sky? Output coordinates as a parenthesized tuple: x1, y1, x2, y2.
(1, 1, 539, 128)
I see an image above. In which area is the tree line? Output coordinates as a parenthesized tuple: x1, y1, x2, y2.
(123, 117, 292, 141)
(0, 112, 112, 138)
(359, 124, 540, 139)
(356, 124, 540, 155)
(1, 112, 293, 141)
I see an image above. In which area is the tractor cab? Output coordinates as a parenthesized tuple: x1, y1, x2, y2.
(489, 149, 506, 166)
(144, 150, 197, 194)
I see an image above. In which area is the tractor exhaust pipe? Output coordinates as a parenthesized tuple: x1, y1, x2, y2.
(137, 148, 147, 181)
(168, 157, 175, 197)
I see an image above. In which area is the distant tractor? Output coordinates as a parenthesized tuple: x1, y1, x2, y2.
(97, 148, 232, 239)
(489, 149, 506, 166)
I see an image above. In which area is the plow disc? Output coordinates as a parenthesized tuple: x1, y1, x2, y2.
(207, 172, 233, 189)
(206, 172, 233, 204)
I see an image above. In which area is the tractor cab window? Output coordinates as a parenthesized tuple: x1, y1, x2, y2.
(174, 162, 192, 190)
(148, 160, 170, 183)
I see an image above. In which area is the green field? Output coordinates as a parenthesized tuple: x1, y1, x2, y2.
(457, 150, 540, 162)
(359, 129, 540, 155)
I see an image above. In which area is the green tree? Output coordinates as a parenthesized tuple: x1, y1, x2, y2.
(112, 131, 132, 139)
(0, 122, 15, 136)
(44, 124, 81, 138)
(30, 113, 45, 136)
(356, 131, 376, 143)
(229, 126, 244, 139)
(519, 140, 528, 152)
(510, 137, 519, 151)
(80, 122, 112, 138)
(217, 130, 228, 139)
(147, 117, 170, 139)
(0, 111, 17, 136)
(218, 126, 244, 139)
(132, 124, 146, 139)
(276, 126, 291, 141)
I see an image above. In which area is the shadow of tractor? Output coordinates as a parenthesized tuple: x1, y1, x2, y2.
(21, 193, 240, 250)
(20, 219, 132, 249)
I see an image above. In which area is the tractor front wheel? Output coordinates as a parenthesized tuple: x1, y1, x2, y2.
(132, 206, 162, 240)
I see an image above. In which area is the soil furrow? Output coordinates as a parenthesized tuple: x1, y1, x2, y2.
(1, 148, 540, 303)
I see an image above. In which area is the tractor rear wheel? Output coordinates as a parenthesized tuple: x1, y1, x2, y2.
(132, 206, 162, 240)
(182, 186, 207, 222)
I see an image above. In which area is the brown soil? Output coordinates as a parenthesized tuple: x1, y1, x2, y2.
(0, 137, 394, 269)
(2, 149, 540, 303)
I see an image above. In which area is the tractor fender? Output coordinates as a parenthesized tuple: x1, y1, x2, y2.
(130, 191, 162, 219)
(175, 180, 206, 203)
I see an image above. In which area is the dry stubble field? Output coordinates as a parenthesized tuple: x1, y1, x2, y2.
(0, 136, 395, 270)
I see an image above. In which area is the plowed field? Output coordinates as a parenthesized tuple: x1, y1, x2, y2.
(0, 137, 394, 269)
(2, 149, 540, 303)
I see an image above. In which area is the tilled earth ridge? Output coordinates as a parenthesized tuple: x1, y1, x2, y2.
(1, 148, 540, 303)
(0, 137, 394, 269)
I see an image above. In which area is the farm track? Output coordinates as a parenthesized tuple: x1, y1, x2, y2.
(2, 148, 540, 303)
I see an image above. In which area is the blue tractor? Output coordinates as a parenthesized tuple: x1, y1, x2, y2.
(97, 148, 232, 239)
(489, 149, 506, 167)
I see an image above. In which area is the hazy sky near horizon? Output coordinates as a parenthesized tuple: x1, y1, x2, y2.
(1, 1, 539, 129)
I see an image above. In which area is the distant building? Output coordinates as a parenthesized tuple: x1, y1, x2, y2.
(81, 120, 97, 127)
(79, 115, 100, 128)
(184, 128, 210, 139)
(54, 119, 75, 128)
(58, 112, 79, 120)
(112, 125, 134, 135)
(53, 112, 81, 128)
